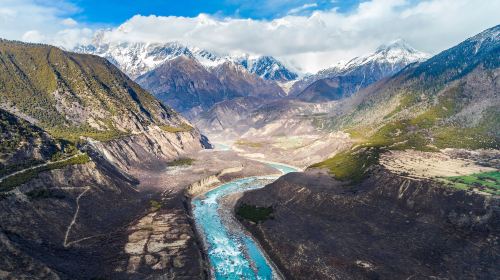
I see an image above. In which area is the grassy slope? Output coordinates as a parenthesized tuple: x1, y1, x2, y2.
(0, 40, 186, 143)
(441, 171, 500, 195)
(311, 27, 500, 183)
(0, 40, 192, 191)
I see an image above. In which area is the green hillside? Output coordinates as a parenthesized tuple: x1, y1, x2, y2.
(312, 25, 500, 182)
(0, 39, 186, 142)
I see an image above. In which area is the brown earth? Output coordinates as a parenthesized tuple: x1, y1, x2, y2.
(237, 168, 500, 280)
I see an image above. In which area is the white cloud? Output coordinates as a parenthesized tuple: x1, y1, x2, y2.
(288, 3, 318, 15)
(21, 30, 45, 42)
(0, 0, 499, 72)
(61, 17, 78, 26)
(93, 0, 500, 72)
(0, 0, 91, 48)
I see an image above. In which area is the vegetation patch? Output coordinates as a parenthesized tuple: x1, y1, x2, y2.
(48, 126, 130, 143)
(0, 153, 91, 192)
(235, 139, 264, 148)
(167, 158, 194, 166)
(236, 204, 274, 223)
(441, 171, 500, 195)
(311, 146, 382, 182)
(150, 199, 162, 212)
(160, 123, 193, 133)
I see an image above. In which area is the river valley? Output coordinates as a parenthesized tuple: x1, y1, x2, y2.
(192, 159, 298, 279)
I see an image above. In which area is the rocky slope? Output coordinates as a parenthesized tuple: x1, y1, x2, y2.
(136, 56, 284, 115)
(237, 168, 499, 279)
(0, 109, 62, 177)
(0, 39, 209, 279)
(194, 98, 335, 139)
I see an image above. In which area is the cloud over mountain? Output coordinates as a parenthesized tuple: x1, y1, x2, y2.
(1, 0, 499, 72)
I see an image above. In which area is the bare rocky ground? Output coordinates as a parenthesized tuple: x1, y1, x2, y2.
(101, 148, 278, 279)
(212, 132, 351, 169)
(237, 166, 500, 280)
(380, 149, 498, 179)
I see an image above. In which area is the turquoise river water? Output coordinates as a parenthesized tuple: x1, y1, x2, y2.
(192, 162, 298, 279)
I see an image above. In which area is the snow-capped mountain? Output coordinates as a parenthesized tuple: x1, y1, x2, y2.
(238, 56, 298, 81)
(74, 40, 297, 81)
(342, 39, 429, 74)
(74, 41, 202, 79)
(288, 39, 430, 98)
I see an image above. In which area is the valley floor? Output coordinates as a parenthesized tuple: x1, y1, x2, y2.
(91, 147, 280, 279)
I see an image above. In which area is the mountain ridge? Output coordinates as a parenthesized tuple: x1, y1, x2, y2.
(74, 40, 298, 82)
(289, 39, 430, 100)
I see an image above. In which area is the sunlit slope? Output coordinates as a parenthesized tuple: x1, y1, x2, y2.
(312, 25, 500, 181)
(0, 39, 190, 142)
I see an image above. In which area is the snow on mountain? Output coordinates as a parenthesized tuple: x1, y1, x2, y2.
(74, 41, 196, 79)
(241, 56, 298, 81)
(288, 39, 430, 96)
(74, 40, 298, 81)
(342, 39, 429, 73)
(466, 24, 500, 54)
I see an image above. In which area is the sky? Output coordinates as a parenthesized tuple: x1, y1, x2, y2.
(1, 0, 499, 73)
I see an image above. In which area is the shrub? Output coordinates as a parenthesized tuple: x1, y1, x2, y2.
(236, 204, 273, 223)
(167, 158, 194, 166)
(150, 200, 162, 212)
(0, 153, 91, 192)
(160, 123, 193, 133)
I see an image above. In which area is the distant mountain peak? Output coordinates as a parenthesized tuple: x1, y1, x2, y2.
(245, 55, 298, 82)
(466, 24, 500, 54)
(288, 39, 430, 98)
(469, 24, 500, 42)
(345, 39, 429, 70)
(376, 39, 417, 52)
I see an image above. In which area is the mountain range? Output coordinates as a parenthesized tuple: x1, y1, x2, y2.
(75, 39, 298, 82)
(288, 39, 429, 100)
(1, 19, 498, 280)
(191, 40, 429, 138)
(75, 37, 430, 122)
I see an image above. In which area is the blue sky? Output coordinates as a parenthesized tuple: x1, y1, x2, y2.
(68, 0, 360, 25)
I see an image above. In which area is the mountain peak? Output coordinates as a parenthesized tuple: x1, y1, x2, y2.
(346, 39, 429, 69)
(246, 55, 298, 81)
(376, 39, 416, 52)
(469, 24, 500, 42)
(466, 24, 500, 54)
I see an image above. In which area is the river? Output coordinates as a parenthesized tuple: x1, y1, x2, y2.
(192, 162, 298, 279)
